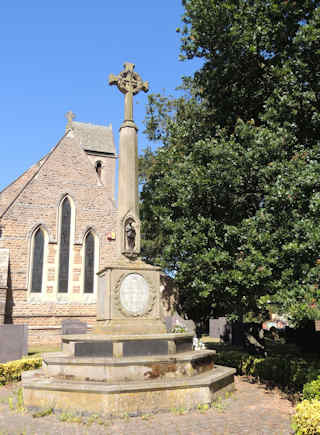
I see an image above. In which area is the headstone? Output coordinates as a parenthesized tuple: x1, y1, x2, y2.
(61, 319, 88, 335)
(230, 322, 265, 351)
(209, 317, 232, 343)
(165, 313, 195, 333)
(0, 325, 28, 363)
(231, 321, 245, 346)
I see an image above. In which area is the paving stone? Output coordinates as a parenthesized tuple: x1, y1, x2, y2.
(0, 376, 294, 434)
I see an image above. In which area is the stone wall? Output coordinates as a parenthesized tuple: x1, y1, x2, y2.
(0, 132, 117, 345)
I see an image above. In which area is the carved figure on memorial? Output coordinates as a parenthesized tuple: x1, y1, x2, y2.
(109, 62, 148, 123)
(125, 219, 136, 250)
(119, 213, 141, 259)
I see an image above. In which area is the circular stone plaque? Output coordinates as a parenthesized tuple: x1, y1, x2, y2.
(119, 273, 150, 315)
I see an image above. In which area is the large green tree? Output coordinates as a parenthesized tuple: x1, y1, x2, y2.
(140, 0, 320, 326)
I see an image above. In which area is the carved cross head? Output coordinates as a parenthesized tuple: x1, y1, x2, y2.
(109, 62, 148, 96)
(109, 63, 148, 122)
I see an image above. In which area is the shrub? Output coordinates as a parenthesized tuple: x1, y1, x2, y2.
(0, 357, 42, 385)
(214, 351, 320, 392)
(303, 376, 320, 401)
(292, 400, 320, 435)
(214, 350, 251, 373)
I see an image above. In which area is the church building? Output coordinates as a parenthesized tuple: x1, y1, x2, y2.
(0, 114, 118, 344)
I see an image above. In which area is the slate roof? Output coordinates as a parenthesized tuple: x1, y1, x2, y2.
(71, 121, 116, 155)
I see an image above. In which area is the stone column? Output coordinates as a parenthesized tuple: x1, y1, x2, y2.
(118, 123, 139, 224)
(109, 63, 148, 259)
(117, 121, 141, 257)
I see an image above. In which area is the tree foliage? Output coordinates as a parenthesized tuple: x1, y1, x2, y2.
(140, 0, 320, 326)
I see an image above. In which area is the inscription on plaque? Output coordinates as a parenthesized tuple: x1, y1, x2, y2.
(120, 273, 149, 315)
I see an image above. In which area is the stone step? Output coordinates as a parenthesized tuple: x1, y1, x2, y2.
(22, 365, 236, 416)
(62, 332, 195, 358)
(43, 349, 215, 365)
(41, 349, 216, 382)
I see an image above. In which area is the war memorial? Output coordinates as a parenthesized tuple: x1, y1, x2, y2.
(22, 63, 235, 416)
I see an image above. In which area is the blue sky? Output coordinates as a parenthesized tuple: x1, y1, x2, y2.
(0, 1, 201, 192)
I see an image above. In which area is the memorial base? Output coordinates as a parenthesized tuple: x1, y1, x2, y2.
(23, 365, 235, 417)
(22, 332, 236, 416)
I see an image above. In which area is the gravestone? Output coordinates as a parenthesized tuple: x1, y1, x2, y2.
(165, 313, 195, 333)
(0, 249, 9, 324)
(209, 317, 232, 343)
(0, 325, 28, 363)
(231, 321, 244, 346)
(61, 319, 88, 335)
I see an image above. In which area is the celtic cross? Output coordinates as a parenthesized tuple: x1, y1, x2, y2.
(109, 62, 149, 122)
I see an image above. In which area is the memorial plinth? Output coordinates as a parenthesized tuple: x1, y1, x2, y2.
(23, 330, 235, 415)
(23, 331, 235, 415)
(95, 261, 166, 334)
(22, 63, 235, 416)
(23, 364, 235, 416)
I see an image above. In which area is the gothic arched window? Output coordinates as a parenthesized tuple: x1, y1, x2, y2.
(30, 228, 45, 293)
(58, 197, 72, 293)
(84, 231, 95, 294)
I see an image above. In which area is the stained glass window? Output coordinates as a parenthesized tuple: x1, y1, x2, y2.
(31, 228, 44, 293)
(58, 198, 71, 293)
(84, 232, 95, 293)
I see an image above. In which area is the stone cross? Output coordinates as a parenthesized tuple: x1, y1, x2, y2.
(65, 110, 76, 129)
(109, 62, 149, 122)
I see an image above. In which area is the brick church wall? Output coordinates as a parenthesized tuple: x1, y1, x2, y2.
(0, 131, 118, 345)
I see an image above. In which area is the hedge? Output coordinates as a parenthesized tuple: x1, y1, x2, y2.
(292, 400, 320, 435)
(303, 376, 320, 401)
(0, 357, 42, 385)
(214, 350, 320, 392)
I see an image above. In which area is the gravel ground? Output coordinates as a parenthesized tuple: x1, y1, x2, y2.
(0, 376, 294, 435)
